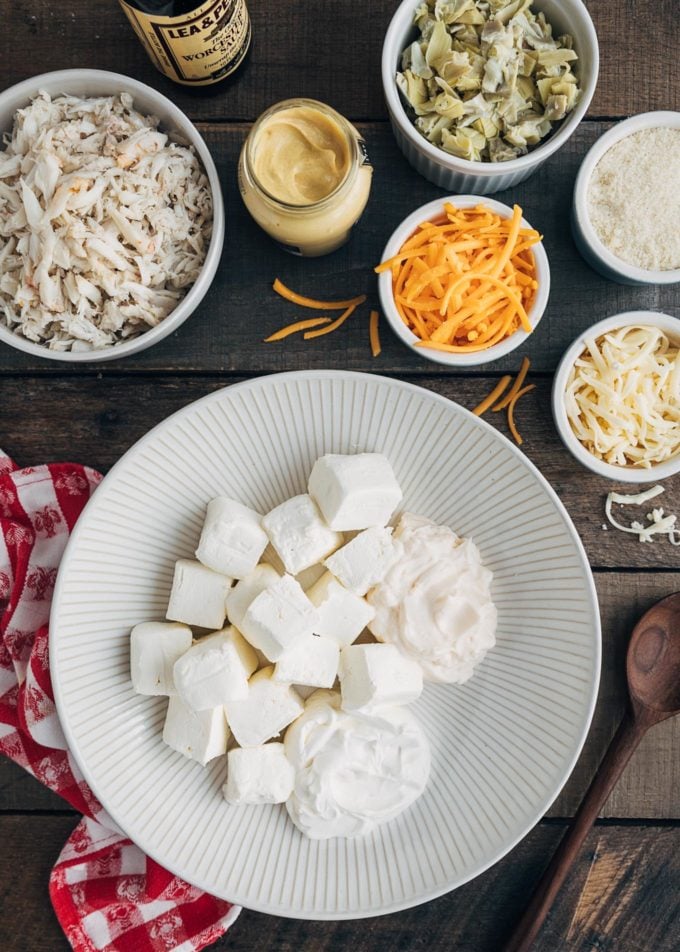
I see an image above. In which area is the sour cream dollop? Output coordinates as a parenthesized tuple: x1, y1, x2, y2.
(367, 513, 497, 684)
(284, 689, 430, 839)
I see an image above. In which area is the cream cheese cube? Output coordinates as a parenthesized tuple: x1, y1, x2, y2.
(195, 497, 268, 579)
(225, 666, 303, 747)
(306, 571, 375, 646)
(323, 527, 402, 597)
(173, 627, 258, 710)
(162, 696, 229, 765)
(262, 494, 342, 575)
(308, 453, 402, 531)
(226, 563, 280, 630)
(239, 574, 319, 662)
(222, 743, 294, 805)
(273, 634, 339, 687)
(130, 621, 192, 696)
(338, 643, 423, 712)
(166, 559, 232, 630)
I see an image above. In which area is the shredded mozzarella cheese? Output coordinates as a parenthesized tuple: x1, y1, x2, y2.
(605, 485, 680, 544)
(566, 325, 680, 468)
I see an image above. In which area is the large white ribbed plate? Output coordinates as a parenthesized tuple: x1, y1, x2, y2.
(51, 371, 600, 919)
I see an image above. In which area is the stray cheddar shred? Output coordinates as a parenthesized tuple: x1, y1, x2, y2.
(472, 360, 535, 445)
(472, 375, 512, 416)
(273, 278, 366, 311)
(375, 203, 541, 355)
(304, 304, 356, 339)
(264, 317, 331, 341)
(493, 356, 531, 411)
(507, 384, 536, 445)
(369, 310, 381, 357)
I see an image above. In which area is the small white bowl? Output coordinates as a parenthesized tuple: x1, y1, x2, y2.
(382, 0, 599, 195)
(572, 111, 680, 285)
(0, 69, 225, 363)
(377, 195, 550, 367)
(552, 311, 680, 483)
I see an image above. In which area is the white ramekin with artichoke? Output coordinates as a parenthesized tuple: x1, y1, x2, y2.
(397, 0, 582, 163)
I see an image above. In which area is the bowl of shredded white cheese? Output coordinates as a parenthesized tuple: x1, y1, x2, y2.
(552, 311, 680, 482)
(572, 111, 680, 285)
(0, 70, 224, 361)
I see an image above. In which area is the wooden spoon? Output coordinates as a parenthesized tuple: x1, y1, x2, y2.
(504, 592, 680, 952)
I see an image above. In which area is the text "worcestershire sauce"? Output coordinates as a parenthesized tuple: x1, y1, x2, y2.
(118, 0, 251, 89)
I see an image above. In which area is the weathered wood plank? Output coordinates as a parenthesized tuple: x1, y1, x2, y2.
(1, 374, 678, 569)
(0, 122, 676, 375)
(0, 816, 677, 952)
(1, 2, 677, 122)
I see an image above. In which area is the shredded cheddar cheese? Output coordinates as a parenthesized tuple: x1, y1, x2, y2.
(264, 317, 331, 341)
(472, 375, 512, 416)
(565, 325, 680, 468)
(369, 309, 381, 357)
(472, 360, 535, 444)
(304, 304, 356, 339)
(507, 384, 536, 446)
(375, 203, 541, 355)
(272, 278, 366, 311)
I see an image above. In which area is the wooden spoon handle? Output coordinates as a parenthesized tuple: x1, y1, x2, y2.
(503, 710, 647, 952)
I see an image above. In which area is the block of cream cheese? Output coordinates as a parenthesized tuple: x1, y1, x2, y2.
(173, 627, 258, 710)
(166, 559, 232, 630)
(162, 695, 229, 765)
(308, 453, 402, 531)
(222, 743, 294, 805)
(273, 634, 339, 687)
(226, 563, 279, 630)
(195, 497, 268, 578)
(262, 494, 342, 575)
(225, 666, 303, 747)
(323, 527, 402, 597)
(239, 574, 319, 662)
(338, 643, 423, 712)
(306, 571, 375, 646)
(130, 621, 192, 696)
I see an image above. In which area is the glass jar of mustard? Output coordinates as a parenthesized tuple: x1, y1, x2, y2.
(238, 99, 373, 257)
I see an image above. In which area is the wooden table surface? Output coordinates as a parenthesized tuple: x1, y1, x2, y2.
(1, 2, 678, 950)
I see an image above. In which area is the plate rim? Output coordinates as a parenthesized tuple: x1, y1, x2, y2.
(50, 369, 601, 919)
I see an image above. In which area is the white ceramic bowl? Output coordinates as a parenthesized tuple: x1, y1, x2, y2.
(382, 0, 599, 194)
(572, 111, 680, 285)
(0, 69, 224, 362)
(377, 195, 550, 367)
(552, 311, 680, 482)
(51, 371, 600, 918)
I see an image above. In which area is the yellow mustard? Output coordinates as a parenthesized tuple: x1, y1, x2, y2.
(239, 99, 373, 256)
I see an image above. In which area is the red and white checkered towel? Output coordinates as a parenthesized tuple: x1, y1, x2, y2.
(0, 449, 240, 952)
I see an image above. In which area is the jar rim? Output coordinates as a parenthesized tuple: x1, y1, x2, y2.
(243, 98, 361, 211)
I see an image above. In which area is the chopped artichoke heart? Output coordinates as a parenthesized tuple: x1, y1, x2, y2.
(398, 0, 582, 162)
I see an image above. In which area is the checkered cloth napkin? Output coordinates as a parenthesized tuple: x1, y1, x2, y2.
(0, 449, 240, 951)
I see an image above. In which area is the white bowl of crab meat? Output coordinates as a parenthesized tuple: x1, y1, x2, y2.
(0, 69, 224, 362)
(367, 513, 498, 683)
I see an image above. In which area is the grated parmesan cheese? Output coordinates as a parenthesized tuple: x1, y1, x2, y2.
(565, 325, 680, 468)
(605, 485, 680, 545)
(587, 127, 680, 272)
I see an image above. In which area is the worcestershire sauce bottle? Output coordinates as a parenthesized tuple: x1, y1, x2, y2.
(118, 0, 251, 91)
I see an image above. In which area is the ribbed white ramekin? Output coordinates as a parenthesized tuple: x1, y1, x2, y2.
(382, 0, 599, 195)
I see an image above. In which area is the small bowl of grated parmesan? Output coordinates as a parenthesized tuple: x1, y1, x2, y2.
(572, 111, 680, 285)
(552, 312, 680, 483)
(0, 70, 224, 362)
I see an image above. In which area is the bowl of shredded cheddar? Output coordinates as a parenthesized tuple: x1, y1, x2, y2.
(376, 195, 550, 367)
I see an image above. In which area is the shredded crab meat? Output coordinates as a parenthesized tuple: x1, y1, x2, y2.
(0, 91, 212, 351)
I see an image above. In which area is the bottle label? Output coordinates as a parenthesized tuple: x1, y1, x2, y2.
(119, 0, 250, 86)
